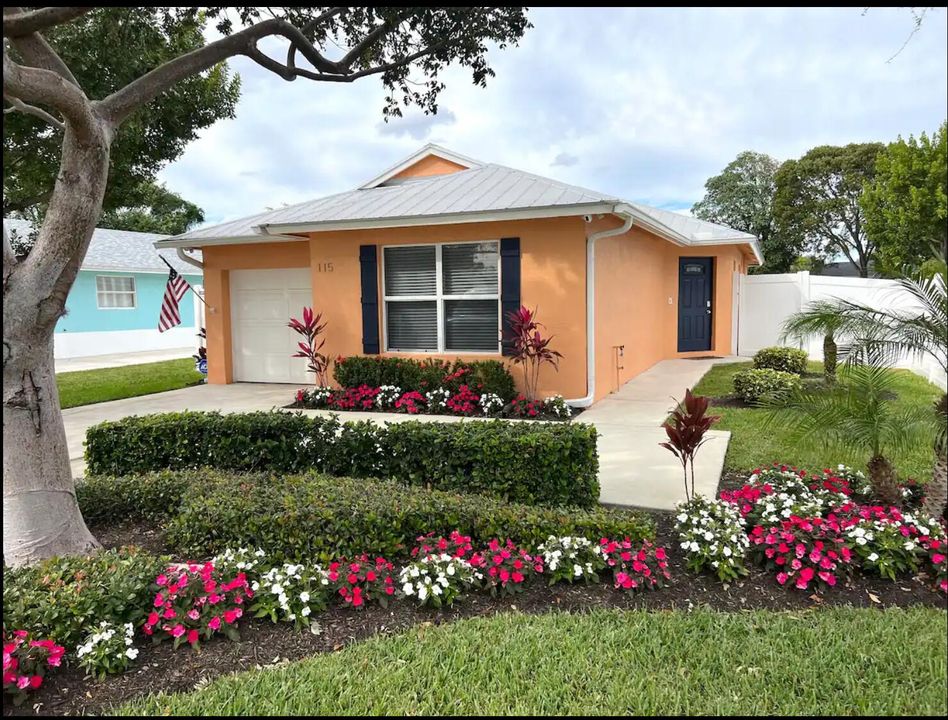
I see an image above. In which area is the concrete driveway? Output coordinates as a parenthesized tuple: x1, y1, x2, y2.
(65, 357, 737, 510)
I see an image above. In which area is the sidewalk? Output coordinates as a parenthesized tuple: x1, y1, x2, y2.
(56, 348, 194, 372)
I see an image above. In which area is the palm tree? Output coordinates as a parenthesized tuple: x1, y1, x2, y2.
(781, 267, 946, 518)
(780, 300, 847, 382)
(763, 360, 935, 505)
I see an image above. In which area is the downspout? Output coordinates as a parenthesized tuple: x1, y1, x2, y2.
(175, 247, 204, 271)
(565, 210, 634, 408)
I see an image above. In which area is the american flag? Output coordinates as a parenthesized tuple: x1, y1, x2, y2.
(158, 267, 191, 332)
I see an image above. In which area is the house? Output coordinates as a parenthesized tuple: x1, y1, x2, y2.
(155, 145, 763, 404)
(3, 218, 204, 360)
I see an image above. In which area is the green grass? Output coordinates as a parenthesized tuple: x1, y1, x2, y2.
(57, 358, 204, 409)
(117, 608, 947, 716)
(693, 361, 942, 477)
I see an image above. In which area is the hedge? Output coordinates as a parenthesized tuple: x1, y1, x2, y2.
(152, 470, 655, 563)
(84, 411, 599, 508)
(752, 346, 808, 375)
(333, 356, 516, 400)
(733, 368, 802, 404)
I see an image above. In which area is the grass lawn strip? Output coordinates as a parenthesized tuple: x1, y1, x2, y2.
(692, 361, 941, 477)
(116, 608, 947, 716)
(57, 358, 203, 409)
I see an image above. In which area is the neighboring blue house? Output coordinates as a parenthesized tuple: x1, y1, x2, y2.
(3, 218, 203, 359)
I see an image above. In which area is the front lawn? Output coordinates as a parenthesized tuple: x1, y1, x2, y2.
(694, 361, 942, 477)
(57, 358, 204, 409)
(117, 608, 947, 716)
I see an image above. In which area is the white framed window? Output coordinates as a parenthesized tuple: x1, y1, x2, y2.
(382, 241, 500, 354)
(95, 275, 137, 309)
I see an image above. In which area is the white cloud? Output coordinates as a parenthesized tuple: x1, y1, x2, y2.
(158, 7, 947, 228)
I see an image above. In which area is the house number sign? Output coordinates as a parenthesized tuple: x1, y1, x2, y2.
(315, 262, 334, 272)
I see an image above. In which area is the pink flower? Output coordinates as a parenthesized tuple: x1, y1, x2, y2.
(171, 625, 186, 638)
(156, 574, 168, 586)
(223, 609, 240, 624)
(932, 553, 946, 565)
(187, 630, 199, 645)
(147, 611, 160, 626)
(163, 607, 176, 619)
(153, 593, 165, 607)
(776, 572, 788, 585)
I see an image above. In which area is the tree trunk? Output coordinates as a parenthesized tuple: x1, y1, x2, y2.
(822, 332, 837, 383)
(3, 121, 111, 566)
(867, 455, 899, 506)
(921, 451, 947, 522)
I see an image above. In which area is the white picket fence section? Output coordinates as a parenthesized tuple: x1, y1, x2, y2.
(734, 271, 947, 390)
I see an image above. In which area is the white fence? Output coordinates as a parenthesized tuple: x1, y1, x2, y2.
(735, 271, 946, 390)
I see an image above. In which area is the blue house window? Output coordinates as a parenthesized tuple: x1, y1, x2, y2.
(96, 275, 136, 309)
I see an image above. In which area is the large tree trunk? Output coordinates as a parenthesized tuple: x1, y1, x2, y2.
(3, 122, 111, 566)
(822, 332, 837, 384)
(921, 393, 948, 521)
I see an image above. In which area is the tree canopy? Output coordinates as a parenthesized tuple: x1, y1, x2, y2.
(2, 7, 240, 221)
(861, 121, 947, 276)
(99, 182, 204, 236)
(691, 151, 798, 273)
(773, 143, 884, 278)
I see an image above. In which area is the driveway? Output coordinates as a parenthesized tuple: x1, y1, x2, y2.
(56, 347, 194, 372)
(65, 357, 737, 510)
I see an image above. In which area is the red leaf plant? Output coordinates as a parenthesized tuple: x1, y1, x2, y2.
(504, 305, 563, 401)
(288, 307, 330, 386)
(660, 388, 720, 502)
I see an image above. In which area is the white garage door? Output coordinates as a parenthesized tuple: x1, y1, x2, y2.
(230, 268, 313, 383)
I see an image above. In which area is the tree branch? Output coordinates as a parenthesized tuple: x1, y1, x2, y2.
(4, 7, 81, 86)
(3, 53, 96, 141)
(4, 93, 64, 129)
(285, 7, 346, 75)
(2, 223, 17, 290)
(2, 7, 93, 38)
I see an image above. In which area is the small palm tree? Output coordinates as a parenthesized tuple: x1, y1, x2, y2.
(763, 360, 934, 505)
(781, 266, 946, 518)
(781, 300, 847, 382)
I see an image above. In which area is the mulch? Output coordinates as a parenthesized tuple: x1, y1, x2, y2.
(8, 471, 947, 717)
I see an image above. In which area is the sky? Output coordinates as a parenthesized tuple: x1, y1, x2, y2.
(157, 7, 948, 229)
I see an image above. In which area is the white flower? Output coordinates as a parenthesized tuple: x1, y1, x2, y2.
(723, 546, 732, 557)
(868, 553, 879, 562)
(299, 592, 310, 603)
(302, 606, 311, 617)
(904, 541, 916, 551)
(125, 648, 139, 660)
(418, 586, 428, 601)
(402, 582, 414, 595)
(270, 583, 284, 595)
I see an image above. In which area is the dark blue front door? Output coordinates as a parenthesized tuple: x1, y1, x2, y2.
(677, 257, 713, 352)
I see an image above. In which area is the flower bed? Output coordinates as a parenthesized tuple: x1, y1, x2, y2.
(84, 411, 599, 508)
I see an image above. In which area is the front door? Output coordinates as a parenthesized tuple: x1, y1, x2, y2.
(677, 257, 713, 352)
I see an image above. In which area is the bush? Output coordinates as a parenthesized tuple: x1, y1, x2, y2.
(733, 368, 801, 404)
(2, 548, 167, 650)
(162, 470, 654, 563)
(77, 471, 193, 525)
(752, 346, 808, 375)
(85, 412, 600, 508)
(332, 356, 516, 401)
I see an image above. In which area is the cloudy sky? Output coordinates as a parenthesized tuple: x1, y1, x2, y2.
(158, 7, 948, 228)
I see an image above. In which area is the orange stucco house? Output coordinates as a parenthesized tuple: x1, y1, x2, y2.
(156, 145, 762, 405)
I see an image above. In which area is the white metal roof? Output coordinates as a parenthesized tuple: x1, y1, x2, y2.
(3, 218, 202, 275)
(157, 147, 763, 264)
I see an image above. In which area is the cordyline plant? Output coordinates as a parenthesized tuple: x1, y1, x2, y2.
(660, 389, 720, 501)
(505, 306, 562, 401)
(288, 307, 329, 386)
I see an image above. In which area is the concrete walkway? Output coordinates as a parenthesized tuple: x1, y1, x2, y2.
(64, 357, 738, 510)
(56, 347, 194, 372)
(580, 357, 739, 510)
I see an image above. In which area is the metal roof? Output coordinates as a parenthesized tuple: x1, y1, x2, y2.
(157, 147, 763, 264)
(3, 218, 201, 275)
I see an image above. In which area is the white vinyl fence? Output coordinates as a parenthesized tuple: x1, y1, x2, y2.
(734, 271, 946, 390)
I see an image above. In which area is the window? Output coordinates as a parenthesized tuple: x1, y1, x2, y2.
(383, 241, 500, 353)
(96, 275, 136, 309)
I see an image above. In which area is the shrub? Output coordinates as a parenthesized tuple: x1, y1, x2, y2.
(85, 412, 600, 509)
(328, 556, 398, 609)
(163, 471, 654, 563)
(748, 517, 852, 591)
(2, 548, 166, 650)
(753, 346, 808, 375)
(251, 563, 330, 627)
(76, 621, 138, 679)
(470, 539, 543, 597)
(732, 368, 801, 403)
(398, 554, 481, 607)
(76, 471, 193, 525)
(332, 357, 516, 401)
(674, 496, 749, 582)
(536, 536, 605, 584)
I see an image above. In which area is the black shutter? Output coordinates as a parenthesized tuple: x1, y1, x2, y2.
(359, 245, 380, 354)
(500, 237, 521, 356)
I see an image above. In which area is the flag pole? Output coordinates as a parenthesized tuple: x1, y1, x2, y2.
(159, 254, 207, 306)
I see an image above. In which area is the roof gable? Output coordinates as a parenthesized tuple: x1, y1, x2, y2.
(359, 144, 481, 189)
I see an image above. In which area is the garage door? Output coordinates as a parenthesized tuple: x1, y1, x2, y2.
(230, 268, 313, 383)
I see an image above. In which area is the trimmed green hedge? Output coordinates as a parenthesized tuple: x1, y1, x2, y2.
(149, 470, 653, 562)
(752, 346, 808, 375)
(333, 356, 517, 400)
(733, 368, 801, 403)
(85, 411, 599, 508)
